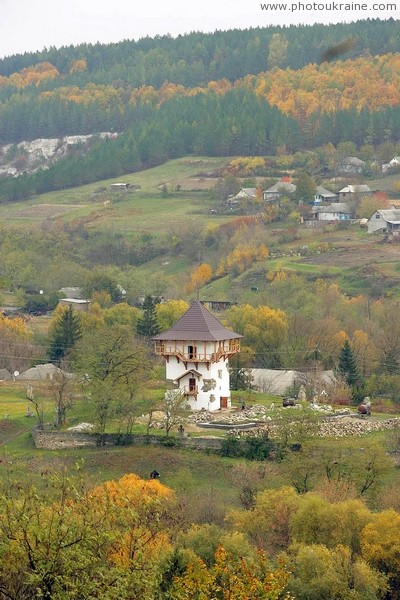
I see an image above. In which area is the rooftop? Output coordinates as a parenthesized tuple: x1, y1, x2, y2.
(153, 300, 241, 341)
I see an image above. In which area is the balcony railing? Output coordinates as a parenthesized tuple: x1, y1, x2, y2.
(154, 341, 240, 361)
(182, 385, 198, 395)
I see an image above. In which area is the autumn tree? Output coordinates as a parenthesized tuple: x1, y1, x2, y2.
(0, 471, 177, 600)
(285, 543, 388, 600)
(226, 304, 287, 368)
(217, 244, 268, 276)
(156, 299, 189, 331)
(0, 313, 37, 372)
(46, 362, 76, 427)
(103, 302, 141, 330)
(84, 269, 122, 302)
(357, 192, 389, 219)
(185, 263, 213, 295)
(361, 509, 400, 598)
(170, 545, 293, 600)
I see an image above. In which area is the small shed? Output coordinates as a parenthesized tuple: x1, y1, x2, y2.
(110, 182, 130, 191)
(58, 298, 90, 312)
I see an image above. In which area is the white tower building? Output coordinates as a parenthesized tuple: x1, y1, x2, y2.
(153, 301, 242, 411)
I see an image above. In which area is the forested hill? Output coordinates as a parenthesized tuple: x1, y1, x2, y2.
(0, 18, 398, 82)
(0, 19, 399, 201)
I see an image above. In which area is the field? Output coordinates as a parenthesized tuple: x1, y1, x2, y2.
(0, 157, 230, 235)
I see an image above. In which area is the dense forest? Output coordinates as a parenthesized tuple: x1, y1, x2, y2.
(0, 19, 399, 82)
(0, 19, 399, 200)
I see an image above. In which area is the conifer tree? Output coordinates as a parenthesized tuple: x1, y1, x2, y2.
(136, 295, 161, 337)
(338, 339, 361, 387)
(49, 305, 82, 364)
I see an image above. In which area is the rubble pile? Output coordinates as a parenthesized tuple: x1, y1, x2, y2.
(317, 417, 400, 438)
(226, 416, 400, 439)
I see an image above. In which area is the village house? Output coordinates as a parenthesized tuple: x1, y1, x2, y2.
(338, 156, 366, 174)
(153, 300, 241, 411)
(382, 157, 400, 173)
(313, 186, 338, 204)
(311, 202, 352, 221)
(367, 209, 400, 234)
(233, 187, 257, 200)
(338, 184, 372, 202)
(263, 182, 296, 202)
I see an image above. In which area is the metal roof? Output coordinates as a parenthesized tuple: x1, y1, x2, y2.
(315, 186, 337, 197)
(339, 185, 371, 193)
(153, 300, 241, 341)
(264, 182, 296, 194)
(312, 203, 351, 214)
(376, 209, 400, 224)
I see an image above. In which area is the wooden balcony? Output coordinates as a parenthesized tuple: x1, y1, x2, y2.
(154, 340, 241, 362)
(182, 385, 198, 396)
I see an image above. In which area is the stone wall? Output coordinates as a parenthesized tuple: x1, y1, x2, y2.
(31, 428, 223, 451)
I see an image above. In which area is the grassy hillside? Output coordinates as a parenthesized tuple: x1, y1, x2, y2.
(0, 157, 229, 233)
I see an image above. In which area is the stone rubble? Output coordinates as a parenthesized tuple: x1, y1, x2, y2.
(227, 416, 400, 439)
(142, 403, 400, 439)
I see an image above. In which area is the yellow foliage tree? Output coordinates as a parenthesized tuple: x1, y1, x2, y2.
(218, 244, 268, 276)
(361, 509, 400, 595)
(171, 545, 293, 600)
(185, 263, 213, 294)
(69, 59, 88, 74)
(0, 313, 34, 372)
(226, 303, 287, 367)
(156, 300, 189, 331)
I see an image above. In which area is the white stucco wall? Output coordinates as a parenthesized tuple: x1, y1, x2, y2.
(368, 212, 387, 233)
(165, 344, 232, 411)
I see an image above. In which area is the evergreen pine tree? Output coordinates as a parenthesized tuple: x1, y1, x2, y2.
(49, 305, 82, 363)
(136, 296, 161, 337)
(338, 339, 361, 387)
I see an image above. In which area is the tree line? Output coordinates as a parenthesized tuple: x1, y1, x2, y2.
(0, 19, 398, 84)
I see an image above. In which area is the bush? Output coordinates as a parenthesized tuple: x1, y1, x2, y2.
(159, 435, 178, 447)
(243, 437, 275, 461)
(220, 436, 242, 457)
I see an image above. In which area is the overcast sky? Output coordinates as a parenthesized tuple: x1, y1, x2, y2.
(0, 0, 397, 58)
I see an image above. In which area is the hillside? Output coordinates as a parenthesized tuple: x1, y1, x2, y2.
(1, 156, 400, 302)
(0, 20, 399, 201)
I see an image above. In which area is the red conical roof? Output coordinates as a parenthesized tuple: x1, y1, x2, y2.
(153, 301, 241, 341)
